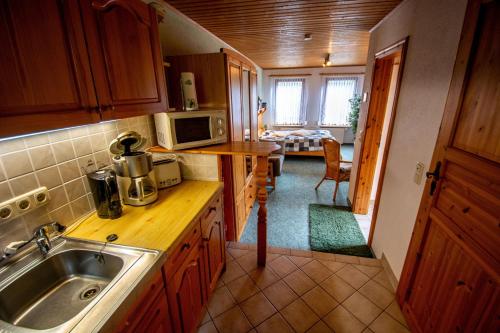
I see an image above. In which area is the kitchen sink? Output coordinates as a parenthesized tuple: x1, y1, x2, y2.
(0, 237, 159, 332)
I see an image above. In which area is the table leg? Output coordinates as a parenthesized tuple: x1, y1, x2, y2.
(255, 156, 268, 266)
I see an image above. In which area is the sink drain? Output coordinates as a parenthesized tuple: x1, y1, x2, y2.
(79, 285, 101, 300)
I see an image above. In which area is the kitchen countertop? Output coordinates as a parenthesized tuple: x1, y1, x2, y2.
(66, 180, 223, 252)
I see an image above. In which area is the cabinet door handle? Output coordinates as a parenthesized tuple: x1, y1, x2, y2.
(181, 243, 190, 251)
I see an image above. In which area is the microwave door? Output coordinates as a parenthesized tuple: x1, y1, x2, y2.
(174, 116, 212, 144)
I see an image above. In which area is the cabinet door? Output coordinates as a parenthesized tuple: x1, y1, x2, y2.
(139, 294, 172, 333)
(0, 0, 99, 137)
(249, 71, 259, 142)
(168, 240, 205, 333)
(227, 59, 243, 141)
(203, 217, 225, 295)
(79, 0, 167, 120)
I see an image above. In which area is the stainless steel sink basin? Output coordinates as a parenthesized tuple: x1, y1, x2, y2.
(0, 237, 160, 332)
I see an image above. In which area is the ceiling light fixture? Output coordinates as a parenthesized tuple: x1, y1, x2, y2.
(304, 33, 312, 41)
(323, 53, 332, 67)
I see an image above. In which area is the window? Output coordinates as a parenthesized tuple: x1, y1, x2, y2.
(320, 76, 360, 126)
(273, 78, 306, 125)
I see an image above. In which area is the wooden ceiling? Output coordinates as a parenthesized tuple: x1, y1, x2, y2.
(164, 0, 402, 69)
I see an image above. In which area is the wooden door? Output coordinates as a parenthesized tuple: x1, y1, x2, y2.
(228, 59, 243, 141)
(79, 0, 167, 120)
(168, 240, 205, 333)
(398, 1, 500, 332)
(0, 0, 99, 137)
(203, 217, 225, 294)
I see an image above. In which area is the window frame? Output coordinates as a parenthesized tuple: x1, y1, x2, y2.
(272, 77, 307, 126)
(319, 75, 363, 127)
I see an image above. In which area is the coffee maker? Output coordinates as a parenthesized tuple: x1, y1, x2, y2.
(110, 131, 158, 206)
(87, 169, 122, 218)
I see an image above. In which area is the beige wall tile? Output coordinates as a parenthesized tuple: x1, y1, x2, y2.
(69, 126, 89, 139)
(58, 160, 80, 183)
(0, 181, 13, 201)
(24, 133, 49, 148)
(47, 186, 69, 212)
(0, 162, 6, 182)
(0, 137, 26, 154)
(2, 151, 33, 178)
(49, 203, 74, 226)
(65, 178, 86, 201)
(90, 133, 107, 152)
(29, 145, 56, 170)
(9, 174, 39, 195)
(48, 129, 70, 143)
(72, 137, 93, 157)
(71, 195, 91, 220)
(36, 166, 62, 189)
(52, 141, 75, 163)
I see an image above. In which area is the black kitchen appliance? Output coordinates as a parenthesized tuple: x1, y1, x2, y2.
(87, 169, 122, 219)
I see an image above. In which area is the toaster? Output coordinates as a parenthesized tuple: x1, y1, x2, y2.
(152, 153, 182, 189)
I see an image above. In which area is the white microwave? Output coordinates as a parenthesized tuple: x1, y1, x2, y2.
(154, 110, 227, 150)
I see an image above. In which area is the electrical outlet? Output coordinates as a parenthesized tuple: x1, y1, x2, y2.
(414, 162, 425, 184)
(0, 187, 49, 223)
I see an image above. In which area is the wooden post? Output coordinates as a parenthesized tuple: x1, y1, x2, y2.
(255, 155, 269, 266)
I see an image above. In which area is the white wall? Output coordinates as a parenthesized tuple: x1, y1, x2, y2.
(261, 66, 365, 143)
(348, 0, 468, 278)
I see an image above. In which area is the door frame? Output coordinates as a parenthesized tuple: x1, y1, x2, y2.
(351, 38, 409, 246)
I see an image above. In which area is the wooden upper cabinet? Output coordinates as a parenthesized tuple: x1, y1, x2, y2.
(0, 0, 99, 137)
(79, 0, 167, 120)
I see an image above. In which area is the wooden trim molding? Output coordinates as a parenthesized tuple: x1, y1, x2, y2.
(319, 72, 365, 76)
(269, 74, 312, 77)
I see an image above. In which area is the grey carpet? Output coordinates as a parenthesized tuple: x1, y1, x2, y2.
(239, 144, 354, 249)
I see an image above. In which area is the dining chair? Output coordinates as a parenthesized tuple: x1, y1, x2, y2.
(315, 138, 352, 201)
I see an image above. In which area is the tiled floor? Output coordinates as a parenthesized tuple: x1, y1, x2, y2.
(199, 243, 409, 333)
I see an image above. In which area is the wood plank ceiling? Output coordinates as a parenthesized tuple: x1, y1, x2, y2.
(165, 0, 402, 68)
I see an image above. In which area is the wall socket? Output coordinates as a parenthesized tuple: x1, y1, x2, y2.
(0, 187, 49, 223)
(414, 162, 425, 185)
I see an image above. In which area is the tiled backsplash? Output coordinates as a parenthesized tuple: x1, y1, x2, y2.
(176, 153, 219, 181)
(0, 115, 157, 250)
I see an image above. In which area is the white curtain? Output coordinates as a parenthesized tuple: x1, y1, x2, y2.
(320, 77, 360, 126)
(273, 78, 306, 125)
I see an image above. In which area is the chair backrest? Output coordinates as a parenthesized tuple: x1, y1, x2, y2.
(322, 138, 341, 179)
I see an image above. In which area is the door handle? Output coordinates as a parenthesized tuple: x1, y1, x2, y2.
(426, 161, 441, 196)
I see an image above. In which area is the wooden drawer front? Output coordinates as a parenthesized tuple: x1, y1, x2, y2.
(244, 180, 256, 216)
(117, 271, 165, 332)
(165, 221, 201, 275)
(137, 293, 172, 333)
(201, 193, 223, 235)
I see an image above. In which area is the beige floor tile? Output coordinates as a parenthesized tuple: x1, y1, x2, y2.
(198, 321, 218, 333)
(226, 250, 234, 262)
(283, 269, 316, 296)
(248, 267, 280, 289)
(301, 260, 334, 283)
(335, 254, 360, 264)
(363, 328, 375, 333)
(358, 280, 394, 309)
(372, 271, 395, 292)
(227, 247, 249, 259)
(240, 292, 277, 326)
(353, 264, 382, 278)
(369, 312, 410, 333)
(290, 248, 313, 258)
(318, 260, 346, 273)
(323, 305, 366, 333)
(263, 280, 298, 310)
(301, 286, 339, 317)
(200, 306, 211, 325)
(256, 313, 294, 333)
(385, 301, 408, 327)
(266, 252, 282, 262)
(359, 257, 382, 267)
(281, 299, 320, 333)
(306, 320, 334, 333)
(232, 242, 250, 250)
(343, 292, 383, 325)
(336, 265, 370, 289)
(247, 243, 258, 250)
(237, 252, 260, 272)
(222, 260, 246, 284)
(312, 251, 336, 261)
(320, 274, 356, 302)
(268, 256, 297, 277)
(288, 255, 313, 267)
(207, 286, 236, 318)
(215, 278, 225, 290)
(226, 274, 260, 303)
(213, 306, 252, 333)
(268, 246, 291, 255)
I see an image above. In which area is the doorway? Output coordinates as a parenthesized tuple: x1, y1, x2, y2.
(352, 38, 408, 245)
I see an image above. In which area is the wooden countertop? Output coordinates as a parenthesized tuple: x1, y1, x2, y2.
(66, 180, 223, 252)
(149, 141, 281, 156)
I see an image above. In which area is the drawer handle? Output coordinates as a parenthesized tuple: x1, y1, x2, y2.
(208, 207, 217, 213)
(181, 243, 191, 251)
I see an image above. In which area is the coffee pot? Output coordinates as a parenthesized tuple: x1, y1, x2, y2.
(87, 169, 122, 218)
(110, 131, 158, 206)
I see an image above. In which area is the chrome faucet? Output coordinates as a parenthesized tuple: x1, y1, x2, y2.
(33, 222, 66, 256)
(0, 222, 66, 265)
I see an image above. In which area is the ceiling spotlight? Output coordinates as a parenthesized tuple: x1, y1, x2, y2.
(304, 33, 312, 41)
(323, 53, 332, 67)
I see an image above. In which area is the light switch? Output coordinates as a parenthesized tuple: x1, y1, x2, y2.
(414, 162, 425, 184)
(363, 92, 368, 102)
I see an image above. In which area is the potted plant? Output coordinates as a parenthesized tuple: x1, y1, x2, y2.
(348, 94, 362, 138)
